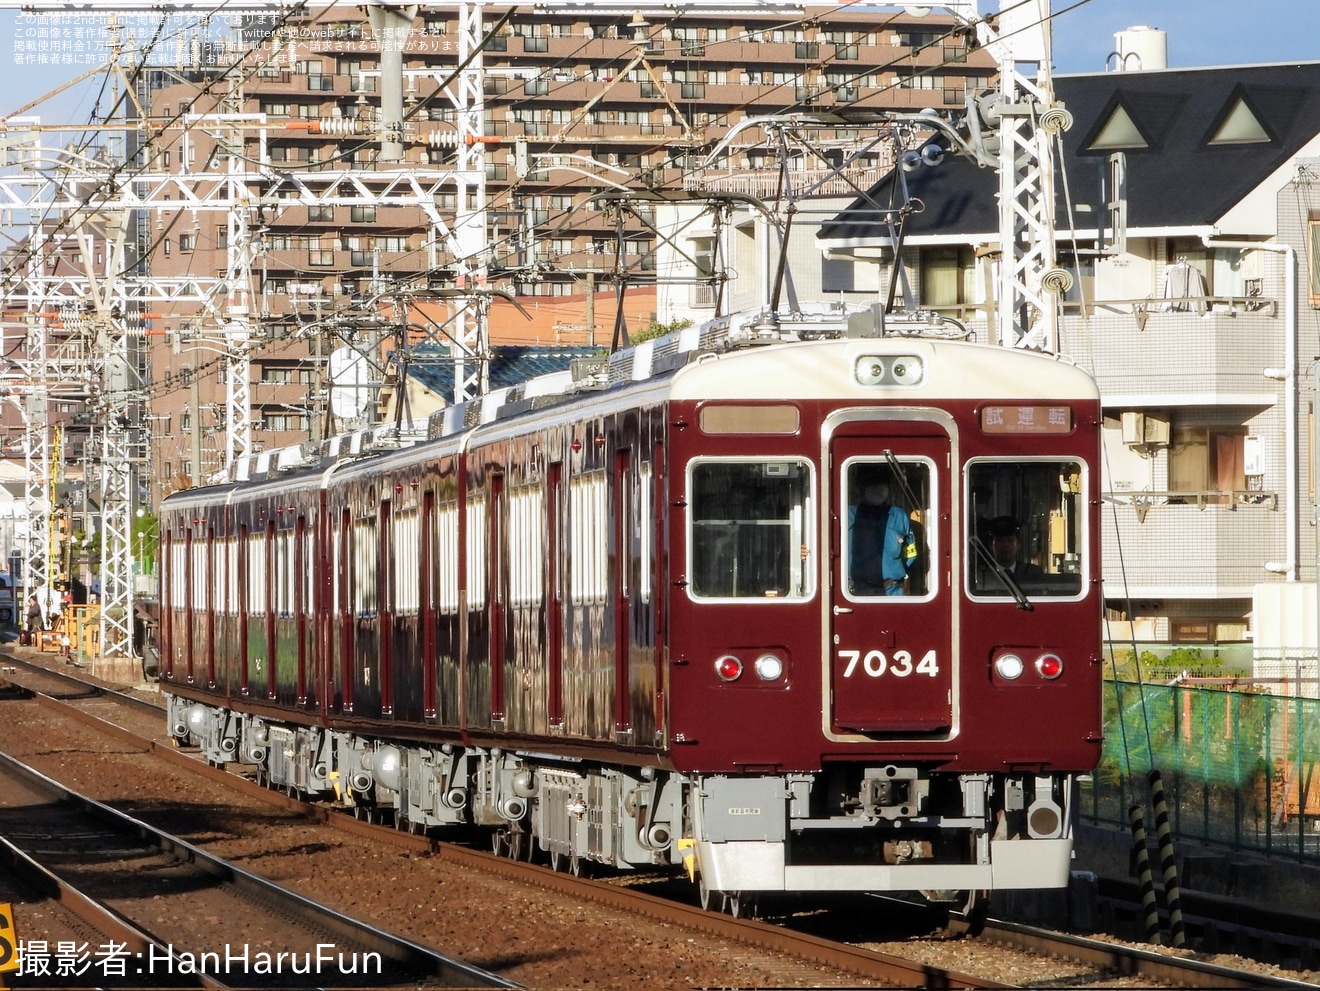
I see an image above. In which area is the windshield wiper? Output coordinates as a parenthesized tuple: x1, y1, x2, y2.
(970, 535, 1034, 611)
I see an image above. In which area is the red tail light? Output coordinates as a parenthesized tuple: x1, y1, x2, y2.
(715, 655, 743, 682)
(1035, 653, 1063, 679)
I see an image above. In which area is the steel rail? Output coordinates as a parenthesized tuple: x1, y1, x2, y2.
(0, 831, 219, 990)
(0, 749, 518, 989)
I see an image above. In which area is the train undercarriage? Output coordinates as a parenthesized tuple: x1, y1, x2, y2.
(170, 696, 1074, 909)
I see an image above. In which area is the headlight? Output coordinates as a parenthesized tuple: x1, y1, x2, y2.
(994, 653, 1025, 680)
(753, 653, 784, 681)
(854, 353, 924, 387)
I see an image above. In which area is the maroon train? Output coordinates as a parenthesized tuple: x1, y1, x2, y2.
(162, 307, 1103, 915)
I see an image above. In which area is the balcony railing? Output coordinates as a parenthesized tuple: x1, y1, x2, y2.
(1076, 294, 1279, 318)
(1104, 490, 1278, 517)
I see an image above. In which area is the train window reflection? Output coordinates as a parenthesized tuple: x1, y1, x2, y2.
(689, 460, 813, 600)
(967, 459, 1085, 598)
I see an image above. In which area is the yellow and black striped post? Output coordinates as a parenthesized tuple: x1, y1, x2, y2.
(1148, 769, 1186, 947)
(1127, 805, 1163, 944)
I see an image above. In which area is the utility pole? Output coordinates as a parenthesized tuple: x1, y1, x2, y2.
(189, 366, 202, 487)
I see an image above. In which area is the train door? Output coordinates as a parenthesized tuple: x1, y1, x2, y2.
(206, 525, 216, 688)
(237, 523, 249, 696)
(295, 515, 308, 705)
(184, 527, 194, 683)
(339, 508, 354, 714)
(421, 490, 437, 720)
(612, 450, 631, 736)
(546, 462, 564, 727)
(827, 421, 953, 737)
(265, 520, 277, 700)
(162, 531, 173, 681)
(380, 498, 394, 717)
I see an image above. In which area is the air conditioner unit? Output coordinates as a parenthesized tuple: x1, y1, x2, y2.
(1143, 415, 1170, 446)
(1121, 411, 1145, 445)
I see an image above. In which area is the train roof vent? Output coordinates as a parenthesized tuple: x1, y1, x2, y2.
(361, 422, 426, 454)
(480, 387, 511, 424)
(569, 356, 609, 391)
(462, 400, 483, 430)
(275, 445, 318, 473)
(608, 349, 635, 385)
(428, 404, 467, 440)
(524, 369, 574, 399)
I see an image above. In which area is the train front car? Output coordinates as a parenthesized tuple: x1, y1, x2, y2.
(666, 332, 1101, 913)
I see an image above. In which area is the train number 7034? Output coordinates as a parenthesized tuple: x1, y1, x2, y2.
(838, 649, 939, 679)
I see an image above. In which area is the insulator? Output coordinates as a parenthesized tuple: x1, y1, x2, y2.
(1040, 268, 1075, 295)
(1040, 106, 1074, 134)
(318, 117, 366, 136)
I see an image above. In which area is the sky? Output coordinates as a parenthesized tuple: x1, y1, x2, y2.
(0, 2, 1316, 125)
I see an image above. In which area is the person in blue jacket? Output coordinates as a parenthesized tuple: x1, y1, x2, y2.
(849, 473, 914, 596)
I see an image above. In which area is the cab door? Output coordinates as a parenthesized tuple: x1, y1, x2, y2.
(827, 418, 954, 737)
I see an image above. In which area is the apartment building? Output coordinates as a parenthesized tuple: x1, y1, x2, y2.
(138, 5, 995, 503)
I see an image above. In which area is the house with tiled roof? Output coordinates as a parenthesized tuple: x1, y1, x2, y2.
(376, 345, 603, 423)
(817, 56, 1320, 654)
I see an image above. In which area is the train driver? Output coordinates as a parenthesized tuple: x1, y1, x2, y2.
(849, 470, 915, 596)
(987, 515, 1044, 580)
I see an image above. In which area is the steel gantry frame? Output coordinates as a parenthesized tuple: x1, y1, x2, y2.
(0, 1, 491, 662)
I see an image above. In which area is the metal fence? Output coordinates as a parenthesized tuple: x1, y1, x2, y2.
(1080, 680, 1320, 861)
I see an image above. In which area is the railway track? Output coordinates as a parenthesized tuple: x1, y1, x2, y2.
(0, 747, 513, 989)
(3, 651, 1317, 989)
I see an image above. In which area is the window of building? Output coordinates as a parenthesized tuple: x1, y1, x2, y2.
(1169, 426, 1246, 497)
(308, 204, 334, 222)
(340, 59, 376, 92)
(1209, 96, 1271, 145)
(299, 59, 331, 91)
(673, 25, 704, 55)
(350, 204, 377, 223)
(1308, 215, 1320, 306)
(918, 245, 976, 307)
(1087, 103, 1149, 152)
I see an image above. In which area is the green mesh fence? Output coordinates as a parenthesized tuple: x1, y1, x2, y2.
(1081, 681, 1320, 860)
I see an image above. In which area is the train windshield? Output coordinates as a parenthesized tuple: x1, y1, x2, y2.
(689, 459, 813, 600)
(967, 459, 1085, 599)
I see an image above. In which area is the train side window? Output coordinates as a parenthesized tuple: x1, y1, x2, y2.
(394, 509, 419, 613)
(437, 502, 459, 613)
(967, 459, 1085, 599)
(509, 486, 544, 605)
(688, 459, 814, 601)
(466, 495, 487, 609)
(569, 474, 608, 604)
